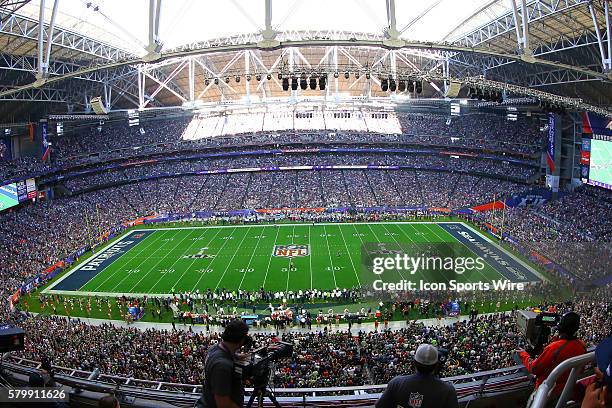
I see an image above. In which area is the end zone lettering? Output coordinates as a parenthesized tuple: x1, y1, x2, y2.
(81, 241, 134, 271)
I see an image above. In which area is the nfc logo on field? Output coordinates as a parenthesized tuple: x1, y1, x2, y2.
(273, 244, 310, 258)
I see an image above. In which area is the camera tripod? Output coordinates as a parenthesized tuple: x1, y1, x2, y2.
(245, 365, 283, 408)
(245, 383, 283, 408)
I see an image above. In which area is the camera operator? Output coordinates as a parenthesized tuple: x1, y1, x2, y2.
(375, 344, 459, 408)
(517, 312, 587, 398)
(198, 320, 251, 408)
(582, 336, 611, 408)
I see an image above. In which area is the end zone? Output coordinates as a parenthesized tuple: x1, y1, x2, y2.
(43, 230, 155, 293)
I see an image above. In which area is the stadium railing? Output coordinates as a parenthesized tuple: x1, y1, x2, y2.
(529, 351, 596, 408)
(2, 354, 531, 407)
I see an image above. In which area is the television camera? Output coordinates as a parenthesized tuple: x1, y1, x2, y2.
(516, 310, 560, 355)
(235, 341, 293, 408)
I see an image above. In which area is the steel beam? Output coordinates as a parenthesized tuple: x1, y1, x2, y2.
(527, 66, 602, 86)
(0, 8, 135, 61)
(385, 0, 399, 39)
(36, 0, 45, 75)
(1, 33, 611, 105)
(520, 0, 531, 55)
(589, 1, 611, 71)
(452, 0, 590, 48)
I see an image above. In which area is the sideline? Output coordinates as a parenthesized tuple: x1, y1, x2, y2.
(28, 310, 512, 335)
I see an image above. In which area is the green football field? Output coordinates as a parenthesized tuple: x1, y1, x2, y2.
(44, 222, 543, 296)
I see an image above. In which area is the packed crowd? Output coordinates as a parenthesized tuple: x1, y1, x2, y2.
(398, 113, 545, 155)
(5, 285, 610, 388)
(0, 111, 543, 183)
(48, 113, 543, 160)
(0, 156, 52, 183)
(63, 167, 527, 211)
(60, 150, 536, 193)
(472, 186, 612, 282)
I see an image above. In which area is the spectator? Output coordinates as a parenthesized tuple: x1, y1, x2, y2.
(198, 320, 250, 408)
(375, 343, 458, 408)
(518, 312, 587, 400)
(98, 395, 120, 408)
(582, 336, 612, 408)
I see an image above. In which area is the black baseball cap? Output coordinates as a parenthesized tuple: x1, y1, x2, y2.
(221, 320, 249, 343)
(557, 311, 580, 336)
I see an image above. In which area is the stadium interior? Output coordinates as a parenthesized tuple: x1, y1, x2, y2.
(0, 1, 611, 407)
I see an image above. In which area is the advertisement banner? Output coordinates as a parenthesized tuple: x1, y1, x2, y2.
(41, 120, 50, 161)
(546, 112, 556, 173)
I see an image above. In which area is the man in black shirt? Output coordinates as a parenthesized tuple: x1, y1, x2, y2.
(199, 320, 251, 408)
(376, 343, 459, 408)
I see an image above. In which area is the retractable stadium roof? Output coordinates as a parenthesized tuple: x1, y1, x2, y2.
(0, 0, 610, 121)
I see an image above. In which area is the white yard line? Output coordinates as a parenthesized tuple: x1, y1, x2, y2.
(262, 226, 282, 288)
(286, 225, 296, 292)
(88, 230, 171, 292)
(144, 229, 207, 293)
(322, 225, 338, 287)
(214, 227, 252, 290)
(190, 227, 239, 291)
(420, 223, 492, 283)
(131, 221, 462, 232)
(238, 226, 268, 290)
(338, 224, 361, 286)
(121, 229, 198, 293)
(308, 225, 313, 290)
(172, 227, 224, 290)
(43, 230, 163, 293)
(368, 225, 412, 280)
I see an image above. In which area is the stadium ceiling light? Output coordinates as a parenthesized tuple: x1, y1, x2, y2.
(225, 77, 230, 83)
(309, 77, 317, 90)
(355, 72, 360, 79)
(267, 74, 272, 81)
(365, 72, 371, 80)
(398, 80, 406, 92)
(235, 76, 241, 83)
(461, 76, 600, 113)
(214, 78, 219, 85)
(282, 77, 289, 91)
(291, 77, 298, 91)
(256, 74, 262, 81)
(389, 79, 397, 92)
(415, 81, 423, 94)
(407, 80, 415, 93)
(300, 77, 308, 90)
(334, 72, 339, 78)
(319, 76, 326, 90)
(381, 78, 388, 92)
(344, 72, 350, 79)
(277, 73, 283, 80)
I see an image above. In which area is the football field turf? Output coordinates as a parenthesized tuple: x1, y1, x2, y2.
(44, 222, 543, 296)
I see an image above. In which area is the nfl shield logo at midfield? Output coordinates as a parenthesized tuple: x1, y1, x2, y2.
(273, 244, 310, 258)
(408, 392, 423, 407)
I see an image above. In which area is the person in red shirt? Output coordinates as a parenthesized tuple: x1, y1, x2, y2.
(517, 312, 587, 398)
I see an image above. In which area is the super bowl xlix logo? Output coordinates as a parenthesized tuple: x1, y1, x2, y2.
(273, 244, 310, 258)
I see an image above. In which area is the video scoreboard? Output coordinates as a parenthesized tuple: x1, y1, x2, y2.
(580, 113, 612, 191)
(0, 178, 37, 212)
